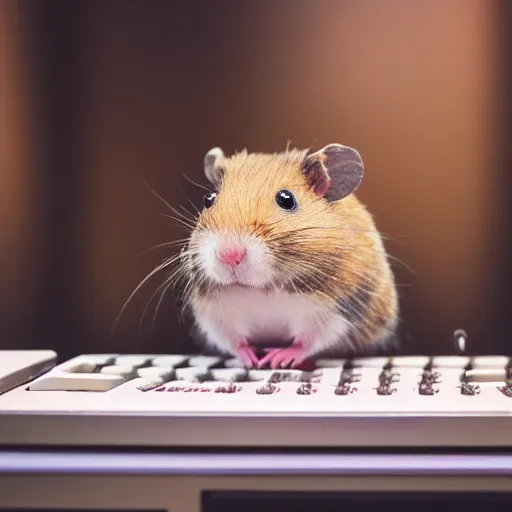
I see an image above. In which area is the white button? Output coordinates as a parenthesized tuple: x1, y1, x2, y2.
(137, 367, 174, 380)
(210, 368, 247, 382)
(82, 355, 116, 365)
(471, 356, 510, 369)
(465, 369, 507, 383)
(63, 354, 116, 366)
(152, 355, 189, 368)
(247, 369, 273, 382)
(391, 356, 431, 368)
(29, 373, 125, 391)
(315, 359, 346, 368)
(187, 356, 222, 368)
(175, 367, 210, 382)
(224, 358, 243, 368)
(64, 362, 97, 373)
(115, 355, 151, 367)
(431, 356, 470, 368)
(350, 357, 391, 368)
(100, 365, 136, 378)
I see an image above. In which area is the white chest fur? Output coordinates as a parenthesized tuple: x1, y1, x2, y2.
(192, 286, 350, 358)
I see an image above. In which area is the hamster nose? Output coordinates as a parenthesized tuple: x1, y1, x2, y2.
(216, 244, 247, 266)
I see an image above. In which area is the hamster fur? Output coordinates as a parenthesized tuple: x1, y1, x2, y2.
(181, 143, 399, 368)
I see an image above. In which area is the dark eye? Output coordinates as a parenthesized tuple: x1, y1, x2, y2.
(275, 189, 297, 211)
(203, 192, 216, 208)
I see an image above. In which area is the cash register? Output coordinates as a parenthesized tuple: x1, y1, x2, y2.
(1, 330, 512, 511)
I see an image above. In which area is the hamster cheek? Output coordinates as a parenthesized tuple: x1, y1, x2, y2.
(240, 236, 274, 287)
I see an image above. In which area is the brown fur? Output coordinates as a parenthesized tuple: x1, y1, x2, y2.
(188, 147, 398, 352)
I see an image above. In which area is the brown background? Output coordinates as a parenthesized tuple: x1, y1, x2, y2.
(1, 0, 511, 361)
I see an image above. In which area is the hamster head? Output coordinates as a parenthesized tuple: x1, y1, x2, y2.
(187, 144, 365, 292)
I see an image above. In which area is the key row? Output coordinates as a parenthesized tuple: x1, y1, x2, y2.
(57, 354, 512, 373)
(26, 354, 512, 392)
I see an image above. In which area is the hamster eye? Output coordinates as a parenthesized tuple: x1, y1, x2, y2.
(275, 189, 297, 211)
(203, 192, 216, 208)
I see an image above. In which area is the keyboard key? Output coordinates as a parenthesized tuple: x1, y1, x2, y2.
(247, 369, 273, 381)
(187, 356, 223, 368)
(471, 356, 510, 369)
(431, 356, 470, 368)
(224, 357, 244, 368)
(115, 355, 152, 367)
(137, 366, 175, 381)
(391, 356, 430, 368)
(465, 369, 507, 383)
(29, 373, 125, 392)
(152, 355, 189, 368)
(175, 367, 210, 382)
(315, 358, 346, 368)
(100, 365, 137, 378)
(350, 357, 391, 368)
(79, 355, 116, 365)
(210, 368, 247, 382)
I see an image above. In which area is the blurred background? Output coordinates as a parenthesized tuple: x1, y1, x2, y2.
(0, 0, 510, 361)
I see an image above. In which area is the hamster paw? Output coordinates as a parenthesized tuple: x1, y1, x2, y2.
(235, 344, 259, 368)
(258, 344, 305, 369)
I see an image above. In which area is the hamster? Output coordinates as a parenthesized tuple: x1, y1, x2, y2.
(181, 143, 399, 369)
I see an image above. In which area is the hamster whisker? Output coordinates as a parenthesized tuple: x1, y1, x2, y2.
(276, 256, 344, 291)
(264, 223, 397, 244)
(279, 257, 343, 283)
(347, 250, 415, 276)
(266, 230, 414, 276)
(176, 202, 200, 222)
(114, 244, 199, 333)
(142, 181, 199, 232)
(143, 181, 197, 224)
(277, 253, 387, 309)
(157, 213, 197, 231)
(149, 258, 194, 332)
(283, 271, 336, 302)
(334, 242, 414, 275)
(112, 255, 180, 333)
(136, 238, 191, 257)
(139, 274, 173, 334)
(181, 171, 211, 192)
(143, 180, 194, 217)
(151, 279, 174, 330)
(186, 198, 200, 216)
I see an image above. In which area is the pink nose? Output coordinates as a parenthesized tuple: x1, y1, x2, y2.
(216, 245, 247, 266)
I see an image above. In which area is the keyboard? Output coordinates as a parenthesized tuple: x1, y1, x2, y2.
(1, 349, 512, 448)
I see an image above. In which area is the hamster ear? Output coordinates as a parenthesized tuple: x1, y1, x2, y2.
(204, 147, 225, 186)
(302, 144, 364, 202)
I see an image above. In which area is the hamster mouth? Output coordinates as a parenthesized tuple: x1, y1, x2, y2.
(219, 281, 274, 294)
(219, 264, 273, 289)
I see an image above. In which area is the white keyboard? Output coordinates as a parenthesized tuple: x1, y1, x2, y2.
(1, 350, 512, 448)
